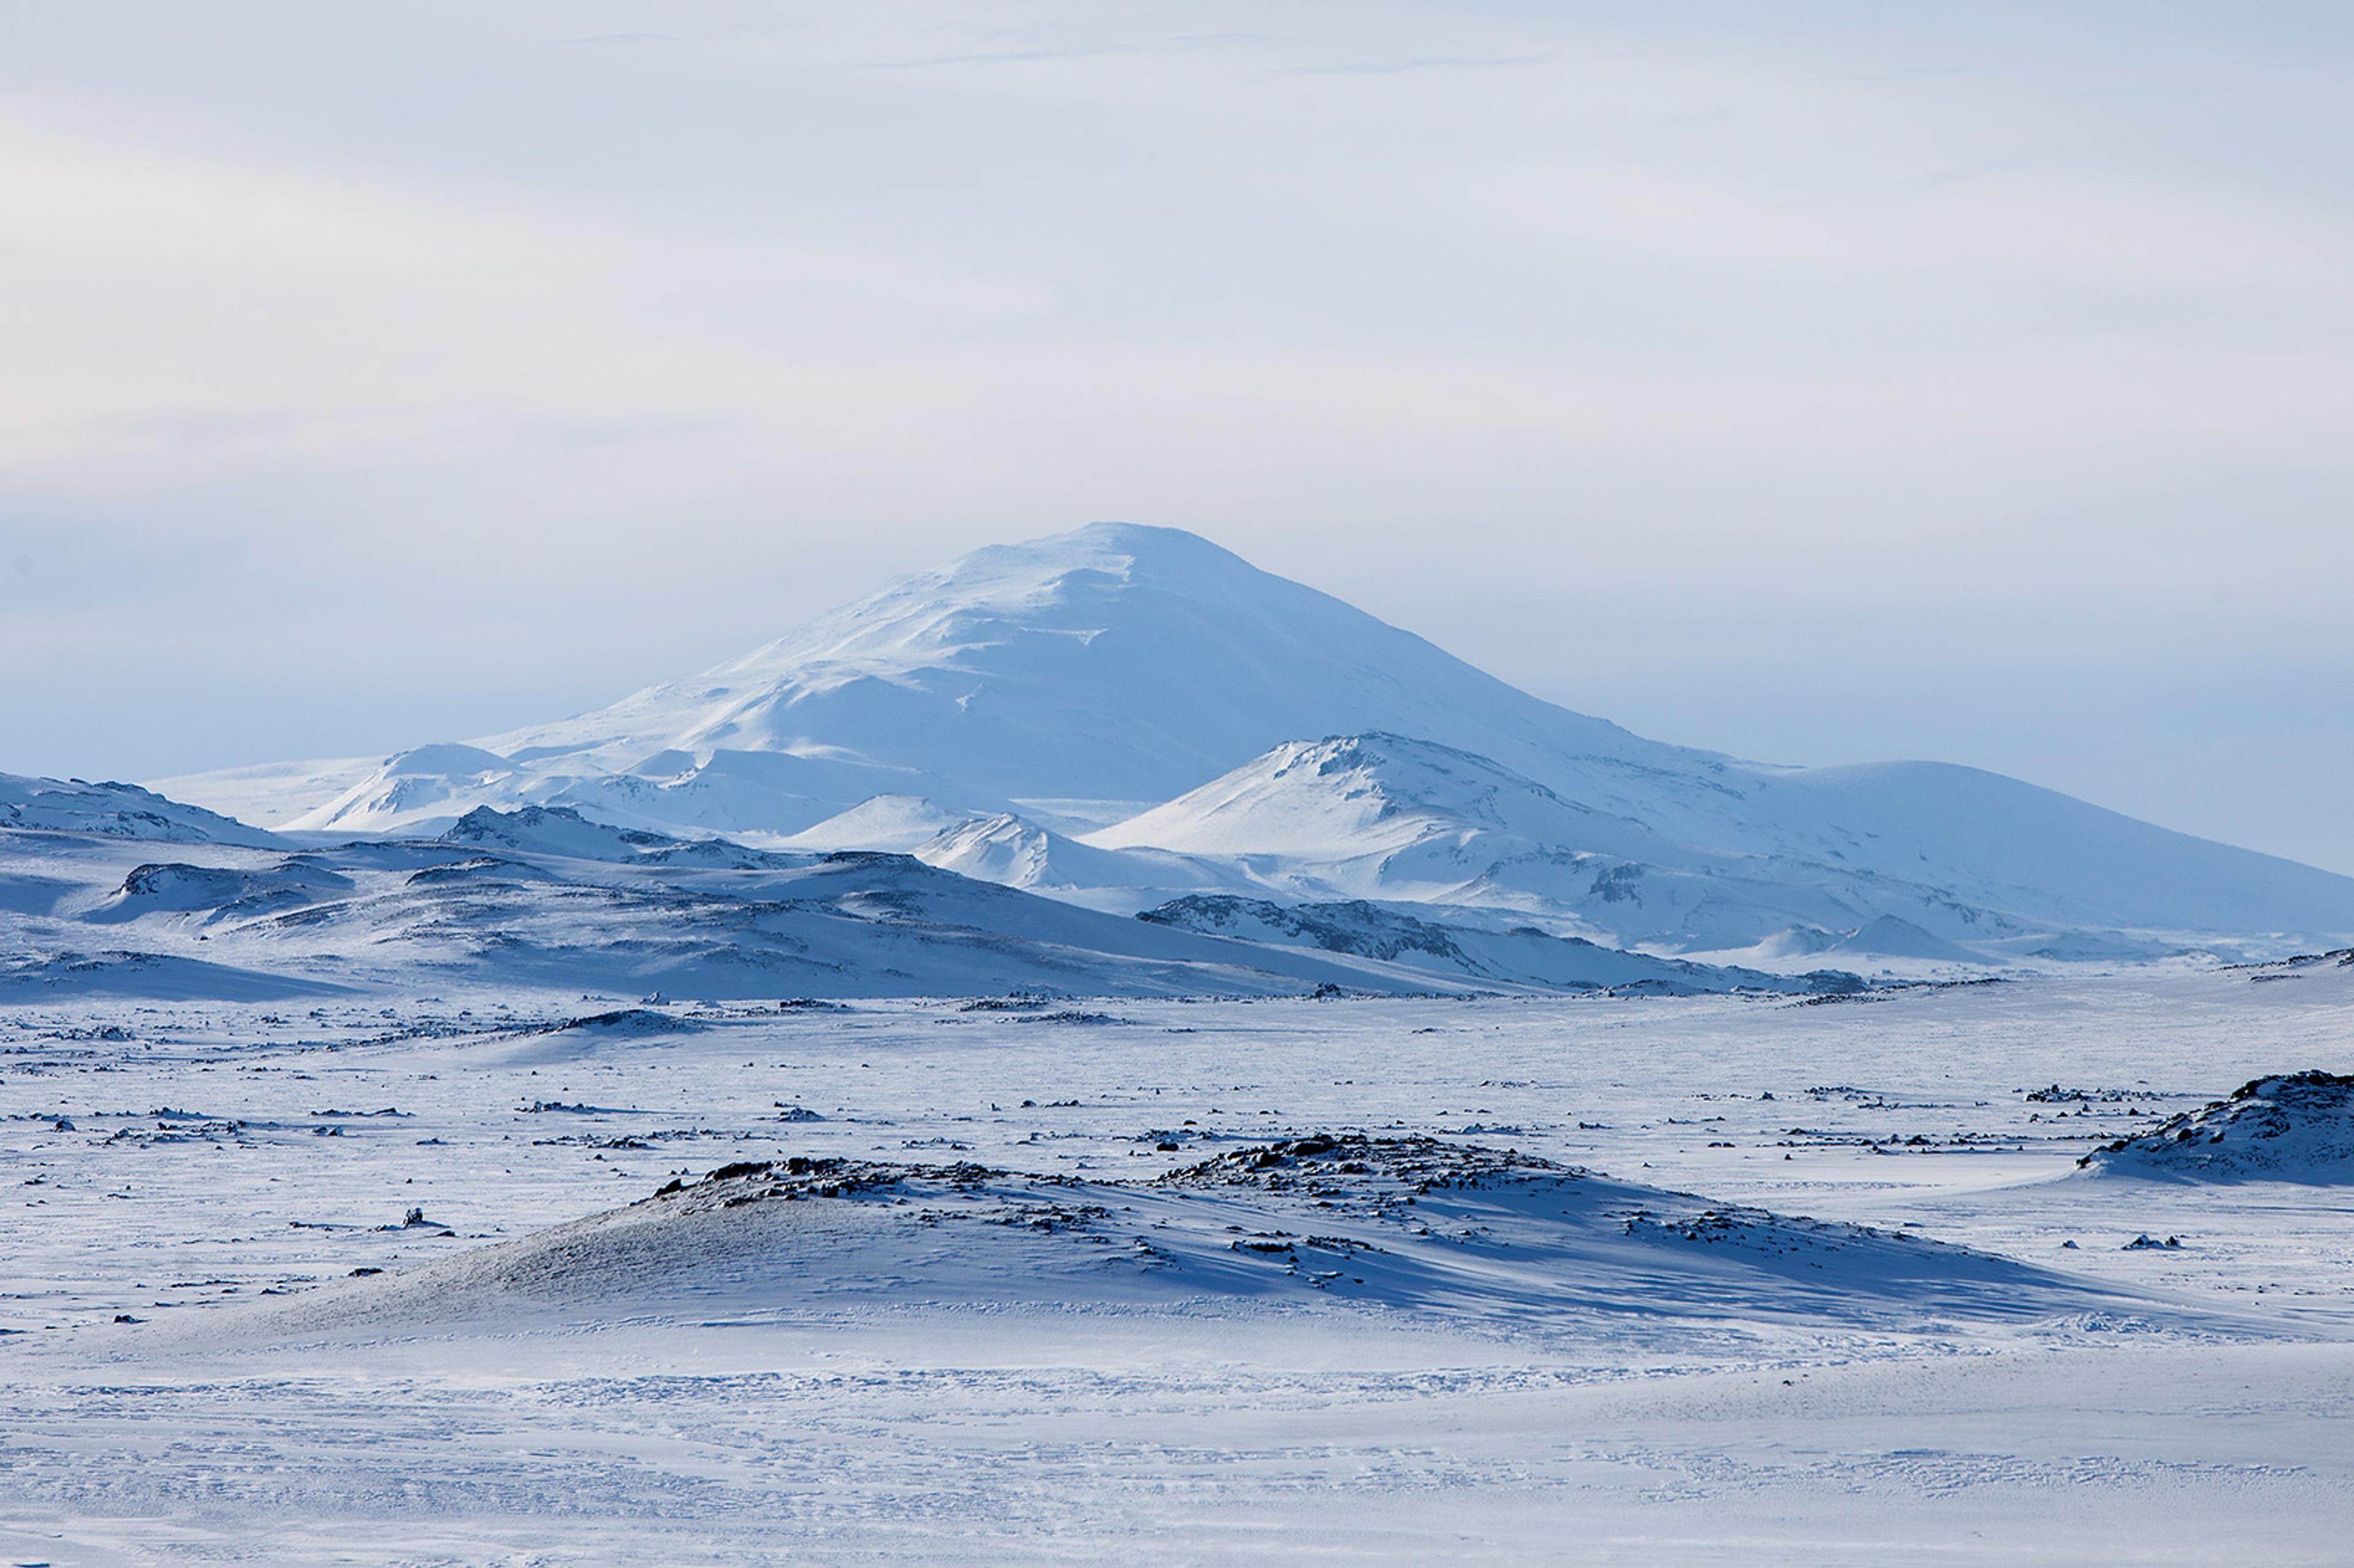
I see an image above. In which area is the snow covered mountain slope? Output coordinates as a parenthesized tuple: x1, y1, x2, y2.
(158, 522, 1698, 840)
(1088, 730, 2354, 953)
(1091, 733, 1683, 866)
(479, 523, 1684, 808)
(1085, 733, 1865, 947)
(280, 743, 520, 835)
(147, 523, 2354, 955)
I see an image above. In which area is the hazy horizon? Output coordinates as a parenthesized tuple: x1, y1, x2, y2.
(5, 4, 2350, 873)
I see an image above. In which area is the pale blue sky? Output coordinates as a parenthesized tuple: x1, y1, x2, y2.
(3, 2, 2350, 870)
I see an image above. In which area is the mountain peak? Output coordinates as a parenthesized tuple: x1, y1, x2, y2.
(1017, 519, 1242, 567)
(474, 522, 1660, 810)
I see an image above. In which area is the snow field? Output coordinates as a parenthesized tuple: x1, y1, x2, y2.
(2, 966, 2352, 1561)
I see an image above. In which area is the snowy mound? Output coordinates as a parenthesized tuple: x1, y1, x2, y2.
(435, 804, 790, 869)
(84, 859, 356, 925)
(248, 1135, 2146, 1339)
(916, 812, 1231, 904)
(2241, 948, 2354, 987)
(1821, 915, 1985, 963)
(2080, 1071, 2354, 1184)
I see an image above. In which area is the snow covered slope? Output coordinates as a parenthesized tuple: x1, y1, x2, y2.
(147, 523, 2354, 956)
(13, 978, 2350, 1563)
(780, 794, 984, 853)
(474, 523, 1683, 812)
(167, 523, 1693, 840)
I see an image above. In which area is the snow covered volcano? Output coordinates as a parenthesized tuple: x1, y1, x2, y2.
(185, 524, 1693, 839)
(152, 523, 2354, 959)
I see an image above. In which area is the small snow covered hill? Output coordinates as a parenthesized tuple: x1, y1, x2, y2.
(236, 1135, 2166, 1342)
(143, 523, 2354, 961)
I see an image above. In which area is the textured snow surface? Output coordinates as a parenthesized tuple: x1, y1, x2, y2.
(4, 968, 2353, 1562)
(150, 525, 2354, 959)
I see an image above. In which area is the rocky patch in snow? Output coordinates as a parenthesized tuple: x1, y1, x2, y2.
(2079, 1071, 2354, 1183)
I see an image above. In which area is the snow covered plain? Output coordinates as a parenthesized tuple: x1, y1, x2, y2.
(6, 959, 2353, 1564)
